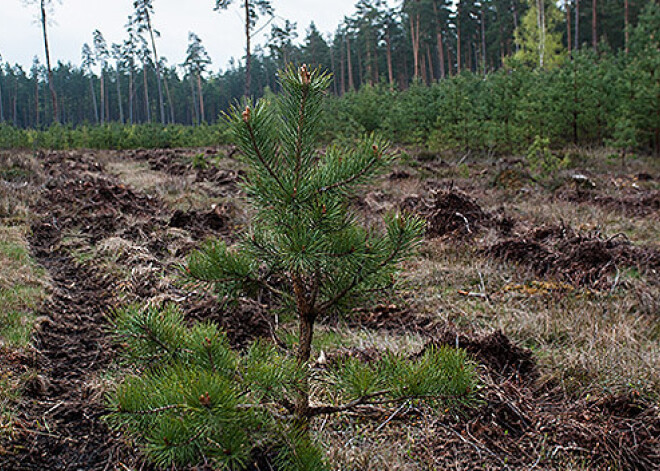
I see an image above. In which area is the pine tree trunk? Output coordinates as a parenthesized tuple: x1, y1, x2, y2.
(330, 47, 338, 95)
(146, 10, 165, 124)
(190, 76, 198, 125)
(197, 73, 205, 123)
(420, 46, 427, 83)
(371, 39, 379, 84)
(572, 59, 579, 143)
(357, 49, 363, 86)
(105, 72, 110, 122)
(13, 80, 17, 126)
(90, 76, 99, 124)
(346, 35, 354, 91)
(128, 69, 134, 124)
(537, 0, 546, 69)
(566, 0, 572, 55)
(340, 38, 346, 94)
(512, 0, 519, 53)
(386, 30, 395, 87)
(592, 0, 597, 51)
(0, 77, 4, 122)
(426, 44, 434, 82)
(116, 67, 124, 123)
(163, 73, 175, 123)
(35, 78, 39, 127)
(142, 63, 151, 123)
(100, 72, 105, 124)
(40, 0, 58, 124)
(410, 14, 421, 78)
(457, 7, 462, 72)
(366, 42, 374, 85)
(574, 0, 580, 50)
(481, 8, 487, 75)
(624, 0, 629, 54)
(244, 0, 252, 97)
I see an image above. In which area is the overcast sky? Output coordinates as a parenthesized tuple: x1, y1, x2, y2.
(0, 0, 398, 73)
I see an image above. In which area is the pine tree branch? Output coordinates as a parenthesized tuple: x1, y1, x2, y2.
(117, 403, 187, 415)
(293, 86, 310, 191)
(189, 270, 286, 299)
(245, 120, 286, 193)
(318, 227, 406, 313)
(307, 391, 472, 417)
(319, 153, 381, 194)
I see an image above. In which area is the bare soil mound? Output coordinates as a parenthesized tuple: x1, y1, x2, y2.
(403, 189, 514, 238)
(185, 296, 272, 349)
(348, 303, 439, 333)
(168, 206, 231, 239)
(487, 225, 660, 288)
(418, 383, 660, 470)
(428, 330, 538, 382)
(558, 187, 660, 218)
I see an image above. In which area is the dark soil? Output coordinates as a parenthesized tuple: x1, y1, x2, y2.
(487, 225, 660, 288)
(0, 150, 267, 470)
(184, 296, 273, 349)
(417, 379, 660, 470)
(168, 206, 231, 240)
(558, 187, 660, 218)
(2, 150, 658, 470)
(428, 330, 538, 383)
(0, 230, 139, 470)
(404, 189, 514, 238)
(348, 303, 440, 333)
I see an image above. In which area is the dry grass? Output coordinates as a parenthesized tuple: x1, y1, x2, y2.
(307, 149, 660, 469)
(0, 154, 50, 437)
(7, 147, 655, 469)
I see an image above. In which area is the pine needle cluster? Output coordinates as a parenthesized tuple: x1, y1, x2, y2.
(107, 65, 479, 470)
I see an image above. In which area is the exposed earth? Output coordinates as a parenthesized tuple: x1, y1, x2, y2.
(0, 147, 658, 470)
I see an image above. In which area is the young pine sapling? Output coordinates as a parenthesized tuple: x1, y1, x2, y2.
(107, 66, 478, 470)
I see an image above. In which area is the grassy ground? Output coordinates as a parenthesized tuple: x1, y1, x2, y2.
(0, 152, 49, 438)
(1, 146, 658, 469)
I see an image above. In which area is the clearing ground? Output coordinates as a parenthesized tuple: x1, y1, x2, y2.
(0, 147, 658, 470)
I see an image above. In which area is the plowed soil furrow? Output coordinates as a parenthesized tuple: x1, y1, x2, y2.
(0, 154, 156, 470)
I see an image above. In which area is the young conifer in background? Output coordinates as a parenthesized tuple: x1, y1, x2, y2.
(107, 65, 478, 470)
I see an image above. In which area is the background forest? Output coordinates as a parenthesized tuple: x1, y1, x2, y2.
(0, 0, 658, 155)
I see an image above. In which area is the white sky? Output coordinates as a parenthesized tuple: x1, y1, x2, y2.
(0, 0, 398, 73)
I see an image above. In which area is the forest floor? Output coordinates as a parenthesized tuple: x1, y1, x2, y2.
(0, 146, 658, 470)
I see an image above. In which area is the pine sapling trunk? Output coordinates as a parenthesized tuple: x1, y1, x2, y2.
(293, 276, 316, 424)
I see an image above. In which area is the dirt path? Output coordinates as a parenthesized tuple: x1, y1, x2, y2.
(0, 152, 159, 470)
